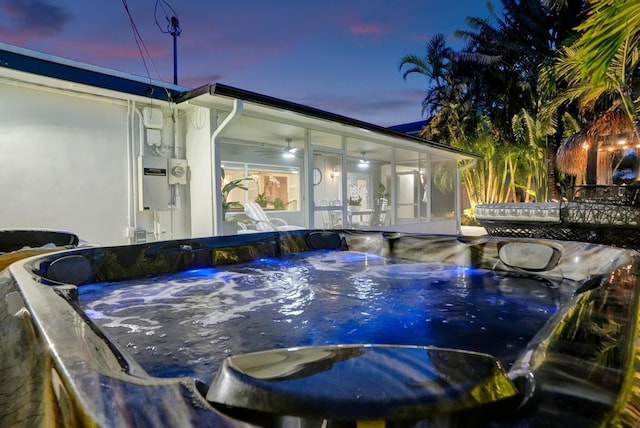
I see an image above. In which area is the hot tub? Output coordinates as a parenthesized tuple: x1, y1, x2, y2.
(0, 228, 80, 270)
(1, 230, 640, 427)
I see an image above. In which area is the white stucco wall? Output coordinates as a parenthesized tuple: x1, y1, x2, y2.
(0, 84, 132, 245)
(185, 107, 215, 238)
(0, 84, 191, 245)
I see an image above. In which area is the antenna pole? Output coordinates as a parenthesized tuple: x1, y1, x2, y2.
(169, 16, 181, 85)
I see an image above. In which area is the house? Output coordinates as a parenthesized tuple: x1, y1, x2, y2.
(0, 42, 476, 245)
(387, 120, 429, 137)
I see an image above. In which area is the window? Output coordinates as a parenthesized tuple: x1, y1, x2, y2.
(222, 162, 300, 212)
(430, 160, 456, 220)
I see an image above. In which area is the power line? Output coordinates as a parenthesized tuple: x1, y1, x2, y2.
(120, 0, 174, 102)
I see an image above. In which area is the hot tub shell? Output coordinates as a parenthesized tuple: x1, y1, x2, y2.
(1, 230, 640, 427)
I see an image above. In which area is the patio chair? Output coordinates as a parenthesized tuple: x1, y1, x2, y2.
(316, 199, 332, 228)
(369, 198, 389, 227)
(243, 202, 304, 231)
(328, 200, 344, 228)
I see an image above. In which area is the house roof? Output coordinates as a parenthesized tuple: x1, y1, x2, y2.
(0, 42, 186, 102)
(387, 120, 429, 136)
(0, 42, 476, 159)
(177, 84, 476, 158)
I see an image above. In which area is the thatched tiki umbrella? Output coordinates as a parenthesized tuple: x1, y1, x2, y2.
(556, 131, 588, 177)
(556, 110, 640, 185)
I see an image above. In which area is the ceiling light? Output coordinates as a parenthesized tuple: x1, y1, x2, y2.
(284, 138, 297, 153)
(358, 151, 370, 168)
(282, 138, 297, 158)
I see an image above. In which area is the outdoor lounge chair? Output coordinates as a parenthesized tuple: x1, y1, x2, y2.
(243, 202, 305, 231)
(475, 198, 640, 249)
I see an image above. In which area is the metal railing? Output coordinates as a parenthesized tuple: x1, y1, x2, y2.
(570, 185, 640, 207)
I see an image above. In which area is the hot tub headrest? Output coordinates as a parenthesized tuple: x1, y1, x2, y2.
(0, 229, 79, 253)
(498, 241, 561, 272)
(44, 255, 93, 285)
(305, 231, 345, 250)
(207, 345, 520, 421)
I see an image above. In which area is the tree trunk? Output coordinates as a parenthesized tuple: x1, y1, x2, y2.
(547, 110, 564, 201)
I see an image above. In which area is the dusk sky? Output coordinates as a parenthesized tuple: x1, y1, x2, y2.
(0, 0, 494, 127)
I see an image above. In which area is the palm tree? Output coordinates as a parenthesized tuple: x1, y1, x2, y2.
(399, 34, 455, 117)
(456, 0, 587, 199)
(550, 42, 640, 118)
(547, 0, 640, 85)
(511, 108, 559, 202)
(400, 0, 588, 202)
(456, 123, 513, 205)
(546, 0, 640, 136)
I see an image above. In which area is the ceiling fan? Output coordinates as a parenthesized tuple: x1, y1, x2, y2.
(358, 151, 370, 168)
(254, 138, 302, 158)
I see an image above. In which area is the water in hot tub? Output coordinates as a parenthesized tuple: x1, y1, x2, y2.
(79, 250, 572, 384)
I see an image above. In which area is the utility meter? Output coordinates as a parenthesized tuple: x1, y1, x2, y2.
(168, 158, 188, 185)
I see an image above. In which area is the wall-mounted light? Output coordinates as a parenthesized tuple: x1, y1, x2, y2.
(330, 168, 340, 180)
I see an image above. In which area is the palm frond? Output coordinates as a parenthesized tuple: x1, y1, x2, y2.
(570, 0, 640, 84)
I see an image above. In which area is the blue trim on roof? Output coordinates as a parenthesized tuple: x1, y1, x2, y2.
(388, 120, 428, 136)
(0, 45, 184, 102)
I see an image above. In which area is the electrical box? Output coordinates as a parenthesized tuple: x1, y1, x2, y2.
(138, 156, 169, 211)
(146, 129, 162, 147)
(142, 107, 164, 129)
(168, 158, 188, 185)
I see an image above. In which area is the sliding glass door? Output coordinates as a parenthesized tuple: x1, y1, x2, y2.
(312, 150, 344, 229)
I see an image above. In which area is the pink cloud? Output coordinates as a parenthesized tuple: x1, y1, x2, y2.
(350, 23, 386, 37)
(71, 41, 168, 60)
(0, 30, 31, 46)
(410, 33, 432, 43)
(179, 73, 223, 88)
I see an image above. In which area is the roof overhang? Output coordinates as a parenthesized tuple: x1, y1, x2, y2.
(0, 42, 477, 162)
(0, 42, 186, 104)
(176, 83, 478, 161)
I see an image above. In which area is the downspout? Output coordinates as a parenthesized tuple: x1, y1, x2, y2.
(132, 102, 145, 238)
(456, 158, 478, 234)
(126, 100, 134, 243)
(170, 107, 180, 239)
(211, 99, 243, 235)
(134, 103, 145, 157)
